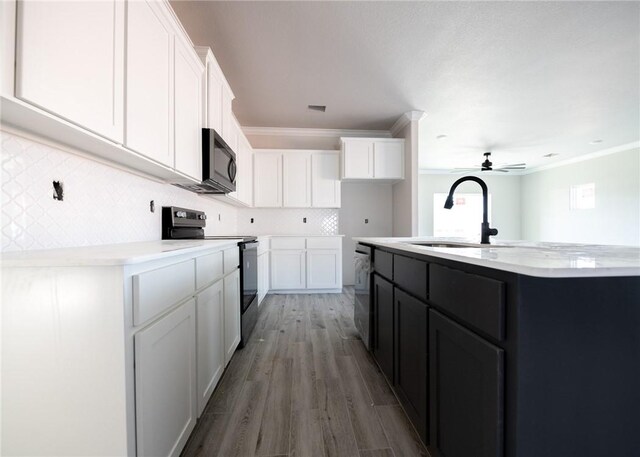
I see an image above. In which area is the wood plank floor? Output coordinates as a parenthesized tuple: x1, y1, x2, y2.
(182, 288, 429, 457)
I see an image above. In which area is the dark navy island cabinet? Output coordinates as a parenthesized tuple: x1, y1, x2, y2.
(366, 244, 640, 457)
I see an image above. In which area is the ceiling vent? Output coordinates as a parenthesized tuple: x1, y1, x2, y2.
(308, 105, 326, 112)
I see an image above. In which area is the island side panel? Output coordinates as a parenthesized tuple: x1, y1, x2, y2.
(516, 275, 640, 457)
(1, 265, 129, 456)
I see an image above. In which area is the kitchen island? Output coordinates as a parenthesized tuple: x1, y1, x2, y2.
(353, 237, 640, 457)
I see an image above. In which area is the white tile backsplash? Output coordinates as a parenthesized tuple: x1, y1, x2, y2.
(1, 130, 238, 252)
(237, 208, 339, 235)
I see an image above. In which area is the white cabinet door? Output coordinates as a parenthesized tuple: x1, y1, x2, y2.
(221, 88, 234, 147)
(126, 0, 173, 166)
(257, 252, 269, 305)
(283, 152, 312, 207)
(196, 279, 224, 417)
(306, 250, 341, 289)
(374, 140, 404, 179)
(271, 250, 306, 290)
(15, 1, 124, 143)
(174, 38, 203, 181)
(237, 135, 253, 206)
(312, 152, 341, 208)
(342, 139, 373, 179)
(206, 65, 223, 133)
(223, 269, 241, 366)
(135, 299, 196, 457)
(254, 152, 282, 207)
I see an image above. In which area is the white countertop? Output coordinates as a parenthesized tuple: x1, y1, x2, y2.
(1, 239, 242, 267)
(259, 234, 345, 237)
(353, 237, 640, 278)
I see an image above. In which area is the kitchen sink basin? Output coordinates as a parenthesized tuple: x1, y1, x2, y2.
(409, 241, 514, 248)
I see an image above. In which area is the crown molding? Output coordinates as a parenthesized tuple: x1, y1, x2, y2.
(390, 110, 426, 136)
(241, 126, 392, 138)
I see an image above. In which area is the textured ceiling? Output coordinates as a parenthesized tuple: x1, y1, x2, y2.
(171, 1, 640, 170)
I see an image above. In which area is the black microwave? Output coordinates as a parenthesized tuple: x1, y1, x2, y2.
(203, 128, 236, 193)
(174, 129, 237, 194)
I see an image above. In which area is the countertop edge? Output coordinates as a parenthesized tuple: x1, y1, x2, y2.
(354, 238, 640, 278)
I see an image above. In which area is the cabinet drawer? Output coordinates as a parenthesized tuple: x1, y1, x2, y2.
(394, 254, 428, 302)
(196, 251, 223, 289)
(223, 247, 239, 274)
(373, 249, 393, 281)
(271, 237, 306, 250)
(429, 264, 505, 341)
(133, 260, 195, 325)
(306, 237, 341, 249)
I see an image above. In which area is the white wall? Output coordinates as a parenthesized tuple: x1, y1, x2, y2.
(1, 130, 238, 251)
(521, 147, 640, 246)
(392, 113, 423, 236)
(418, 173, 522, 240)
(339, 183, 393, 285)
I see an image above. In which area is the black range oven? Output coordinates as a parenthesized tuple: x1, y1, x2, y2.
(162, 206, 258, 347)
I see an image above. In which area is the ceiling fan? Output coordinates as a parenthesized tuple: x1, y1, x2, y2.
(452, 152, 526, 173)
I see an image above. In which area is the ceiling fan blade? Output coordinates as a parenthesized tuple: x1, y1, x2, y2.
(492, 169, 510, 172)
(504, 163, 527, 167)
(500, 166, 526, 170)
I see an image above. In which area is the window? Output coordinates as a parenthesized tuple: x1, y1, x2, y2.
(433, 193, 492, 239)
(570, 183, 595, 210)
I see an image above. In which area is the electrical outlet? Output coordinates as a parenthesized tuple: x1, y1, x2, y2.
(52, 181, 63, 201)
(218, 213, 221, 221)
(303, 217, 307, 223)
(251, 218, 254, 223)
(149, 200, 155, 213)
(365, 218, 369, 224)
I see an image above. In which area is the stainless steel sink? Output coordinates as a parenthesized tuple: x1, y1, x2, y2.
(409, 241, 513, 248)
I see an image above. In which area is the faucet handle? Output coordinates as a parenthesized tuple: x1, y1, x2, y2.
(488, 227, 498, 236)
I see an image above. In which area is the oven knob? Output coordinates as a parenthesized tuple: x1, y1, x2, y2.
(176, 211, 187, 218)
(198, 214, 207, 220)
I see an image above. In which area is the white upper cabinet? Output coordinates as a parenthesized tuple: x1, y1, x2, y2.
(126, 0, 174, 167)
(373, 140, 404, 179)
(254, 151, 283, 207)
(205, 66, 223, 133)
(174, 37, 203, 181)
(15, 1, 125, 143)
(283, 152, 312, 208)
(312, 152, 341, 208)
(342, 139, 373, 179)
(221, 88, 234, 148)
(341, 138, 405, 181)
(236, 134, 254, 206)
(254, 150, 341, 208)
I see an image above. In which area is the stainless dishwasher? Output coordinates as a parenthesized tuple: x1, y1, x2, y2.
(353, 243, 373, 349)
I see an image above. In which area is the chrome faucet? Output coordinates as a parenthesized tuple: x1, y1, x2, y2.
(444, 176, 498, 244)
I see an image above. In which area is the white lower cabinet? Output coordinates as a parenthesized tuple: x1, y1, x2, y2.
(223, 269, 241, 366)
(135, 299, 197, 457)
(269, 237, 342, 291)
(307, 249, 341, 289)
(271, 249, 306, 290)
(257, 251, 269, 305)
(196, 278, 224, 416)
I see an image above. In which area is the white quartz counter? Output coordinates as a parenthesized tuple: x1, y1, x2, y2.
(353, 237, 640, 278)
(1, 239, 242, 267)
(258, 234, 345, 237)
